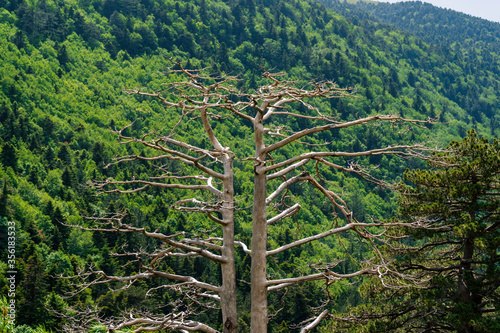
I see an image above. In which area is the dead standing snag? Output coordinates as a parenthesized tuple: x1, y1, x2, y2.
(73, 61, 432, 332)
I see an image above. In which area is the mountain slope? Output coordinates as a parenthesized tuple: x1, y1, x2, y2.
(318, 0, 500, 134)
(0, 0, 499, 331)
(350, 0, 500, 47)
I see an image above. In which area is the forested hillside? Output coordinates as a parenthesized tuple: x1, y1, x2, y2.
(319, 0, 500, 134)
(0, 0, 498, 332)
(345, 0, 500, 48)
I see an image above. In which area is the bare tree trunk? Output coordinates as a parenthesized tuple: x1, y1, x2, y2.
(221, 154, 237, 333)
(251, 114, 269, 332)
(199, 102, 238, 332)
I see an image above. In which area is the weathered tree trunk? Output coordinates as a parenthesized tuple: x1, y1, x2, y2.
(251, 114, 269, 332)
(200, 103, 238, 332)
(221, 154, 238, 333)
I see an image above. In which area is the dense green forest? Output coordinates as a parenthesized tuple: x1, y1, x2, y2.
(341, 0, 500, 49)
(0, 0, 498, 331)
(319, 0, 500, 132)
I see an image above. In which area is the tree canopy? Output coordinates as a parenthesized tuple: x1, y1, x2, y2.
(331, 130, 500, 332)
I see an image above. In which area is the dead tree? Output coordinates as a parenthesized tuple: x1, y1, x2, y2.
(72, 61, 432, 332)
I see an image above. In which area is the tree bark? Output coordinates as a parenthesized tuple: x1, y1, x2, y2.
(251, 114, 269, 333)
(200, 102, 238, 332)
(221, 153, 238, 333)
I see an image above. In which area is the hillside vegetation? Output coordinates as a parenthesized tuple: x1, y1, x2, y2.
(0, 0, 499, 331)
